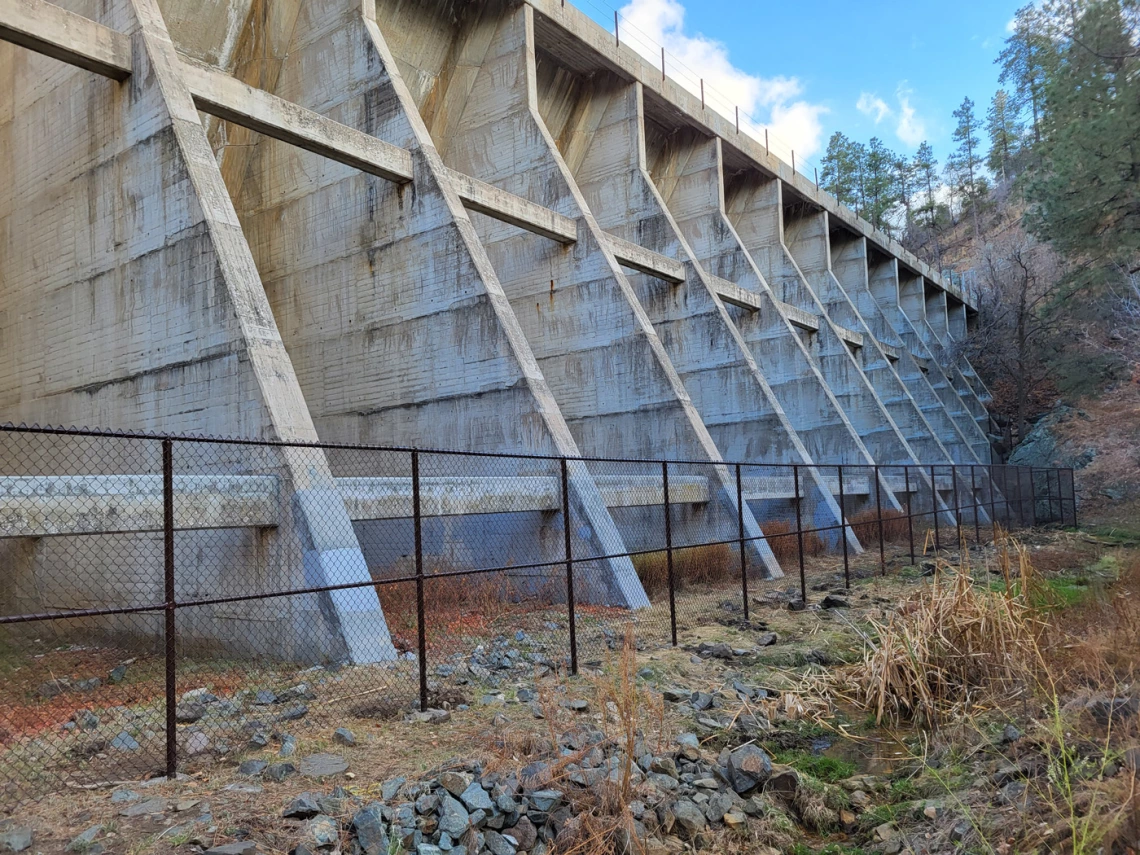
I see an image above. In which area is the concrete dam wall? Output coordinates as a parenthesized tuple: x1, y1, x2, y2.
(0, 0, 995, 663)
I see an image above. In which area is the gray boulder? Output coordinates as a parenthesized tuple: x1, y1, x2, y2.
(725, 744, 772, 794)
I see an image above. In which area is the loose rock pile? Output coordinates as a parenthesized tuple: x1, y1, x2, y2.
(266, 721, 819, 855)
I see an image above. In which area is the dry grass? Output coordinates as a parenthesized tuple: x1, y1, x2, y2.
(760, 519, 827, 563)
(843, 537, 1046, 727)
(379, 571, 562, 653)
(632, 543, 738, 597)
(1046, 550, 1140, 691)
(848, 508, 910, 547)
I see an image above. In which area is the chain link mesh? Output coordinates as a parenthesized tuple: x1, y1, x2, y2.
(0, 425, 1072, 800)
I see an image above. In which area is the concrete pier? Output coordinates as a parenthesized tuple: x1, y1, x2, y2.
(0, 0, 994, 659)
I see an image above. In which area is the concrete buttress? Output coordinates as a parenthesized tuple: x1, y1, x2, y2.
(425, 2, 775, 573)
(0, 0, 393, 663)
(545, 76, 862, 558)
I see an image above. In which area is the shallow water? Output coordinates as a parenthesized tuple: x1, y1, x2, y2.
(823, 729, 913, 776)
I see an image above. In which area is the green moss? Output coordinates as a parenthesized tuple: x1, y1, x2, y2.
(858, 802, 902, 832)
(775, 750, 857, 783)
(988, 575, 1094, 610)
(888, 777, 920, 802)
(1084, 525, 1140, 545)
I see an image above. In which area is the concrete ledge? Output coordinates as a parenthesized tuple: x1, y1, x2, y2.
(341, 474, 709, 519)
(0, 471, 964, 538)
(603, 234, 686, 283)
(447, 169, 578, 244)
(179, 60, 414, 183)
(834, 324, 865, 349)
(0, 475, 280, 537)
(876, 339, 901, 361)
(0, 0, 131, 80)
(774, 300, 821, 332)
(709, 276, 762, 311)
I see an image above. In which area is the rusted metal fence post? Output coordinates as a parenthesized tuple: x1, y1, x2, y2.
(837, 465, 849, 589)
(874, 466, 885, 574)
(971, 466, 981, 544)
(663, 461, 676, 646)
(736, 463, 749, 620)
(561, 458, 578, 675)
(1028, 468, 1038, 527)
(793, 465, 806, 604)
(904, 465, 915, 564)
(951, 465, 963, 548)
(1062, 469, 1071, 528)
(412, 450, 427, 711)
(931, 465, 940, 551)
(989, 464, 1000, 544)
(162, 438, 176, 780)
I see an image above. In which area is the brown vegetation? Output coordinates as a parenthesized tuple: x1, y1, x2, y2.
(848, 508, 910, 547)
(844, 540, 1046, 728)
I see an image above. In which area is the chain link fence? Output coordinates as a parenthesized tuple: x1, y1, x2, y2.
(0, 424, 1076, 801)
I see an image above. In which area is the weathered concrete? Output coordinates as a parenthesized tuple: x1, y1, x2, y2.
(866, 256, 993, 463)
(538, 72, 857, 553)
(728, 177, 921, 468)
(902, 272, 992, 439)
(0, 0, 393, 664)
(0, 0, 131, 79)
(199, 0, 648, 608)
(832, 234, 981, 466)
(782, 207, 951, 463)
(181, 59, 415, 183)
(424, 3, 780, 573)
(0, 0, 999, 657)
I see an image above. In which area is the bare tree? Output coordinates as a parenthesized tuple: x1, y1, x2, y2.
(1084, 268, 1140, 379)
(962, 225, 1066, 437)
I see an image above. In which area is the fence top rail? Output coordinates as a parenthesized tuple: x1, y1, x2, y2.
(0, 423, 1074, 475)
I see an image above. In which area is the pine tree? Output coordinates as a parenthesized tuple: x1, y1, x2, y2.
(997, 4, 1053, 145)
(864, 138, 897, 233)
(986, 89, 1022, 182)
(819, 132, 859, 208)
(1024, 0, 1140, 287)
(950, 97, 984, 237)
(849, 140, 869, 218)
(912, 142, 939, 231)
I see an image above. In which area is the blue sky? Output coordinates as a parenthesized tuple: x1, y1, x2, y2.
(573, 0, 1022, 170)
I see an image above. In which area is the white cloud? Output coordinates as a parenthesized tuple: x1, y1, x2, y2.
(893, 84, 926, 147)
(616, 0, 828, 160)
(1005, 17, 1018, 33)
(852, 84, 927, 148)
(856, 92, 891, 123)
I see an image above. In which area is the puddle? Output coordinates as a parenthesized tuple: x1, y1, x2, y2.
(824, 729, 913, 776)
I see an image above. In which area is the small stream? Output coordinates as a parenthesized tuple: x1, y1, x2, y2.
(822, 731, 914, 776)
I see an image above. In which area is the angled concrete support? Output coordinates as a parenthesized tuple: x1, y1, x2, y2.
(431, 3, 773, 574)
(868, 258, 993, 464)
(181, 0, 647, 608)
(726, 177, 920, 471)
(0, 0, 132, 79)
(903, 273, 991, 440)
(830, 232, 982, 466)
(133, 0, 394, 665)
(0, 0, 392, 663)
(540, 72, 853, 560)
(781, 205, 955, 467)
(643, 128, 898, 537)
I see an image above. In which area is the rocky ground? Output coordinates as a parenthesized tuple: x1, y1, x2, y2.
(1, 521, 1139, 855)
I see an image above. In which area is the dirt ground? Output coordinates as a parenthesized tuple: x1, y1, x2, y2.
(2, 510, 1137, 855)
